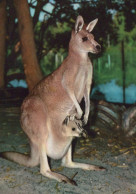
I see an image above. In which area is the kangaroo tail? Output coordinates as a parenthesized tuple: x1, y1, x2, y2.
(0, 143, 39, 167)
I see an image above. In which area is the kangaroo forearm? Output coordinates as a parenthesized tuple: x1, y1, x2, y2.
(84, 94, 90, 115)
(62, 80, 82, 117)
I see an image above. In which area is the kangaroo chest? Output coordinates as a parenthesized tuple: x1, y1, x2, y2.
(46, 134, 73, 160)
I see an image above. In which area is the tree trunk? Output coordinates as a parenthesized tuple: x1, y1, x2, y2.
(13, 0, 43, 92)
(0, 0, 6, 89)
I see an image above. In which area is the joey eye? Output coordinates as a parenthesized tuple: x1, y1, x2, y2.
(72, 128, 76, 131)
(82, 37, 88, 42)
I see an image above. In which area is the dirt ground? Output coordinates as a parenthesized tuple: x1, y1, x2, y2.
(0, 105, 136, 194)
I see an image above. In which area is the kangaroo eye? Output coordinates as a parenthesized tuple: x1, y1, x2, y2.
(82, 37, 88, 42)
(72, 128, 76, 131)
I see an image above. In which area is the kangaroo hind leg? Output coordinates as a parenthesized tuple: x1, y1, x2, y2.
(39, 142, 77, 186)
(62, 145, 105, 171)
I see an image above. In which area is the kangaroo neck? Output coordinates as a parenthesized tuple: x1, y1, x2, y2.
(68, 44, 88, 61)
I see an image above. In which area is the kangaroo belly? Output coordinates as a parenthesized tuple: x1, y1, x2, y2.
(46, 135, 72, 160)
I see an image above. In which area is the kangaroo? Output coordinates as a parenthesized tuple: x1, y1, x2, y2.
(0, 16, 104, 185)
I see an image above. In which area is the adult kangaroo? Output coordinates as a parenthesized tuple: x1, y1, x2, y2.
(0, 16, 104, 185)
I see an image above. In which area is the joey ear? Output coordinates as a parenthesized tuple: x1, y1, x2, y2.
(69, 114, 76, 121)
(86, 18, 98, 32)
(75, 15, 84, 33)
(62, 116, 70, 125)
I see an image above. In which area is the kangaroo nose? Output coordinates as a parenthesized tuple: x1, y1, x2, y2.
(81, 129, 88, 138)
(96, 45, 101, 52)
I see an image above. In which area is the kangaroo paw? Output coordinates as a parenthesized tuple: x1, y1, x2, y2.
(82, 116, 88, 126)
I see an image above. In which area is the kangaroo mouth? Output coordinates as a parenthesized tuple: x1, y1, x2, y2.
(94, 48, 101, 54)
(90, 49, 100, 54)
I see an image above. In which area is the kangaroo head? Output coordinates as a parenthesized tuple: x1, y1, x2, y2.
(70, 15, 101, 54)
(62, 114, 87, 138)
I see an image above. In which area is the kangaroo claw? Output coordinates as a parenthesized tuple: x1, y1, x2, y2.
(62, 179, 77, 186)
(70, 179, 77, 186)
(82, 120, 86, 126)
(99, 166, 106, 171)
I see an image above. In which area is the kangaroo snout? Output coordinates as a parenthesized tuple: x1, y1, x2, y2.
(80, 129, 88, 138)
(96, 44, 101, 53)
(78, 125, 88, 138)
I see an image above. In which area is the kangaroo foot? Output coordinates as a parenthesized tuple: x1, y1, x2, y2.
(41, 170, 77, 186)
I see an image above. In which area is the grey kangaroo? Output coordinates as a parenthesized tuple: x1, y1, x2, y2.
(0, 16, 104, 185)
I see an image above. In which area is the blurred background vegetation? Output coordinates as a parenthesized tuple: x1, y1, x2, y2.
(0, 0, 136, 104)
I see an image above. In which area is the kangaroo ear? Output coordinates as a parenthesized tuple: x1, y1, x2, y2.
(75, 15, 84, 33)
(62, 116, 70, 125)
(86, 18, 98, 32)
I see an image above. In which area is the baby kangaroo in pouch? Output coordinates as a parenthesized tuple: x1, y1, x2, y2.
(0, 16, 105, 185)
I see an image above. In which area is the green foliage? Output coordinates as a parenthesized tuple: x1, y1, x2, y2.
(40, 51, 67, 76)
(40, 52, 56, 75)
(92, 9, 136, 88)
(93, 43, 136, 87)
(113, 12, 136, 45)
(45, 22, 71, 52)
